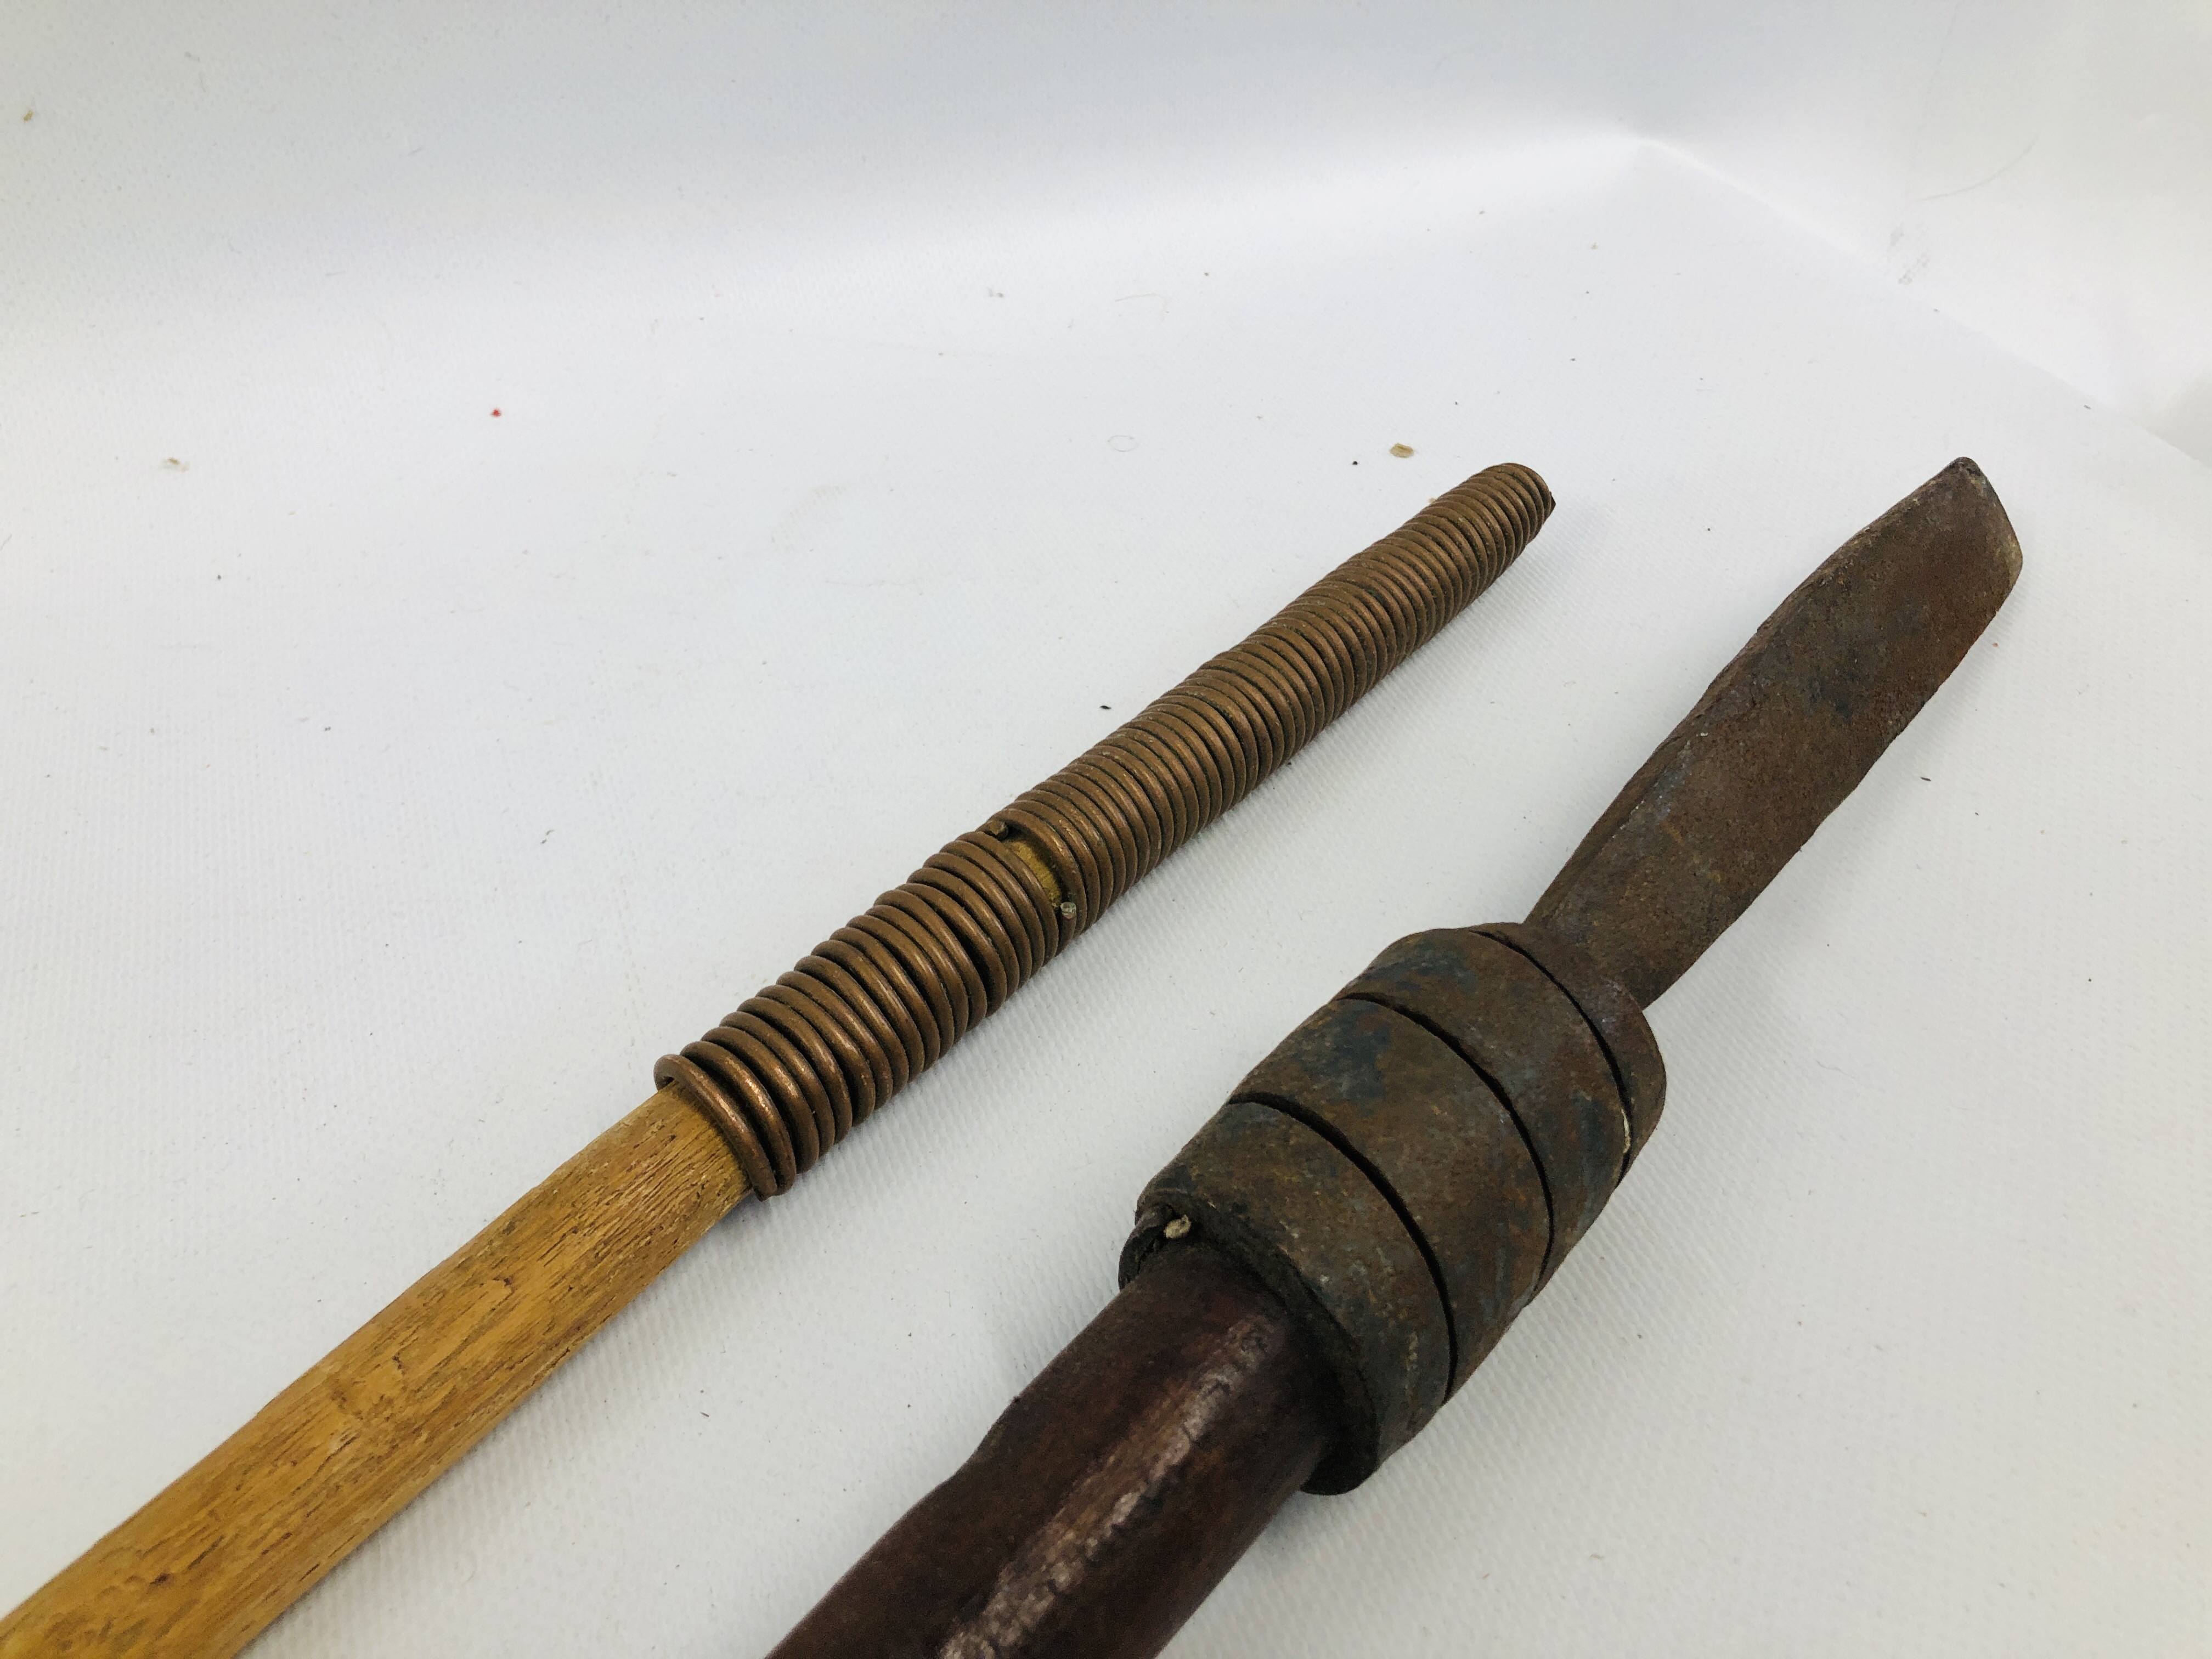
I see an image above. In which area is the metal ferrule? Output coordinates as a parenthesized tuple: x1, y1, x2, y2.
(1120, 923, 1663, 1492)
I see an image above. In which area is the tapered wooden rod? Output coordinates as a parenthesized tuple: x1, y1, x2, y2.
(0, 1088, 748, 1659)
(2, 466, 1554, 1656)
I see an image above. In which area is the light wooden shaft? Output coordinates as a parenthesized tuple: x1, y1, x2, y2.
(0, 1088, 749, 1658)
(1, 469, 1555, 1653)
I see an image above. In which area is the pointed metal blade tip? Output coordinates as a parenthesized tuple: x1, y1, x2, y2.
(1525, 458, 2022, 1007)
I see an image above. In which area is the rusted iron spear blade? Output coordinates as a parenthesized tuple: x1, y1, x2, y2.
(1528, 458, 2022, 1007)
(769, 459, 2023, 1659)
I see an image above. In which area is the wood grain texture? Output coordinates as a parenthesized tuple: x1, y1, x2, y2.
(0, 1087, 748, 1659)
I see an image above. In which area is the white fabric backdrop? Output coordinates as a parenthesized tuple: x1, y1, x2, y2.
(4, 7, 2206, 1655)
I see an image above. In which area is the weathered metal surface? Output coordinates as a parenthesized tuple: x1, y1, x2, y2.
(1475, 921, 1667, 1165)
(1341, 928, 1627, 1280)
(1526, 457, 2022, 1007)
(769, 1248, 1331, 1659)
(1115, 922, 1660, 1457)
(661, 464, 1555, 1194)
(1122, 1100, 1449, 1492)
(1230, 997, 1550, 1391)
(1124, 928, 1639, 1467)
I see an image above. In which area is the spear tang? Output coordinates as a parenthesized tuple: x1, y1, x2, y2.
(770, 457, 2023, 1659)
(1, 466, 1554, 1658)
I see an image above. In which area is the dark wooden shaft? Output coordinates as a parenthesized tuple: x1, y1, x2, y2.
(769, 1249, 1335, 1659)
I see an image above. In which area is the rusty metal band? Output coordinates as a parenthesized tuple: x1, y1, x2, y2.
(658, 464, 1555, 1195)
(1120, 920, 1656, 1488)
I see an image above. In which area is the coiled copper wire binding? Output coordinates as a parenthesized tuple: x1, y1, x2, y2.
(656, 463, 1554, 1197)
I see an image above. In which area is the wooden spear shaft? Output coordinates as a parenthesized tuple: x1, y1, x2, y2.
(1, 464, 1553, 1657)
(1, 1091, 744, 1659)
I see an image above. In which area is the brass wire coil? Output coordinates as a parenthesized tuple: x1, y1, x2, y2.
(657, 463, 1554, 1197)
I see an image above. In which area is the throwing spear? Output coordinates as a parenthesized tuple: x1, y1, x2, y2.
(770, 457, 2022, 1658)
(3, 466, 1553, 1658)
